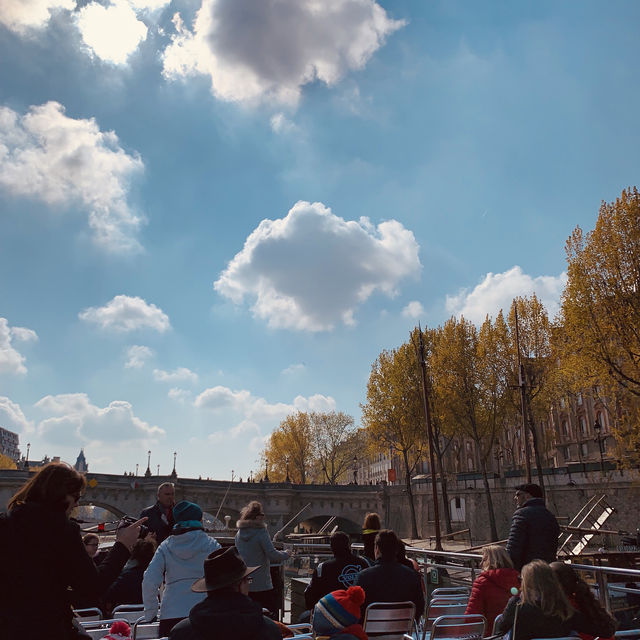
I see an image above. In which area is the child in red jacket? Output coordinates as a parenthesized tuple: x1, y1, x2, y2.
(465, 545, 519, 636)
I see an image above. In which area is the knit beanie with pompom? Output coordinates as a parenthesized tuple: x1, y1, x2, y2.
(104, 620, 131, 640)
(313, 586, 368, 640)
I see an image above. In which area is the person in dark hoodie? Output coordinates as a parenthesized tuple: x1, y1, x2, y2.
(235, 500, 290, 616)
(169, 546, 281, 640)
(506, 483, 560, 571)
(0, 463, 145, 640)
(465, 545, 520, 635)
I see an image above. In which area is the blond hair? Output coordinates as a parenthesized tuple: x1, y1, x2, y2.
(480, 545, 514, 571)
(521, 560, 573, 621)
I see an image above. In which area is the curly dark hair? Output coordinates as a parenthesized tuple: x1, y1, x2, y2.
(550, 562, 616, 636)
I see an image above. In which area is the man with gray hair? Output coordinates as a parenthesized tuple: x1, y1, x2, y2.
(140, 482, 175, 543)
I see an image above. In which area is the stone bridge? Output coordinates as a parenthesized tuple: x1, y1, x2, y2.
(0, 470, 385, 535)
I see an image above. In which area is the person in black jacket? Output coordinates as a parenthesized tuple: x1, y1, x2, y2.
(0, 462, 145, 640)
(304, 531, 370, 611)
(355, 529, 424, 623)
(169, 546, 281, 640)
(140, 482, 175, 543)
(506, 483, 559, 571)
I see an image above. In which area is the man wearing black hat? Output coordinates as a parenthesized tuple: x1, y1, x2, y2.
(506, 483, 560, 570)
(169, 546, 281, 640)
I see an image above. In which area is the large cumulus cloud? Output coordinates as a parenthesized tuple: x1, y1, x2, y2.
(0, 102, 144, 252)
(163, 0, 405, 105)
(214, 201, 421, 331)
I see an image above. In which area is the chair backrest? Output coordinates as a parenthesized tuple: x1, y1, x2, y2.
(429, 614, 486, 640)
(614, 632, 640, 639)
(429, 595, 469, 606)
(363, 601, 416, 639)
(73, 607, 103, 621)
(425, 602, 468, 631)
(113, 604, 145, 623)
(431, 587, 471, 597)
(132, 620, 161, 639)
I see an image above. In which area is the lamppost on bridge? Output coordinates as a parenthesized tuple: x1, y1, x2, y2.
(157, 464, 160, 476)
(145, 450, 152, 477)
(264, 458, 269, 483)
(171, 451, 177, 479)
(594, 419, 606, 476)
(24, 442, 31, 470)
(285, 457, 290, 483)
(135, 463, 139, 476)
(353, 456, 358, 485)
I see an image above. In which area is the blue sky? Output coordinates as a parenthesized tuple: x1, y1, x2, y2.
(1, 0, 639, 480)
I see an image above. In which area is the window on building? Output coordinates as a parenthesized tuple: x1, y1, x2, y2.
(581, 442, 588, 457)
(560, 397, 566, 409)
(577, 392, 583, 405)
(562, 421, 569, 436)
(562, 446, 570, 461)
(580, 416, 588, 435)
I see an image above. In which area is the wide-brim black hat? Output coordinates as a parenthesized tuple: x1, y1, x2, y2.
(192, 545, 259, 592)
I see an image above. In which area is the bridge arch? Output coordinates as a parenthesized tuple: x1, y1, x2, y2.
(75, 500, 126, 519)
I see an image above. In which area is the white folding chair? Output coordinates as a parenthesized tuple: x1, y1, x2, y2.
(73, 607, 103, 621)
(423, 602, 467, 635)
(492, 613, 503, 635)
(112, 604, 145, 623)
(429, 614, 485, 640)
(363, 601, 416, 639)
(614, 633, 640, 639)
(132, 619, 161, 639)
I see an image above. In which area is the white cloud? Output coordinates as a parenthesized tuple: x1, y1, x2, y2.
(153, 366, 198, 384)
(0, 101, 144, 252)
(76, 1, 148, 65)
(124, 344, 154, 368)
(197, 385, 335, 442)
(402, 300, 424, 319)
(214, 200, 421, 331)
(79, 295, 170, 332)
(34, 392, 164, 444)
(0, 0, 74, 33)
(445, 266, 567, 324)
(270, 113, 298, 135)
(0, 396, 32, 433)
(168, 387, 192, 403)
(282, 363, 305, 376)
(162, 0, 405, 106)
(0, 318, 37, 375)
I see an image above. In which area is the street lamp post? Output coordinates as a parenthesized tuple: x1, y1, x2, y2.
(145, 450, 151, 477)
(264, 458, 269, 483)
(593, 419, 606, 475)
(157, 464, 160, 476)
(171, 451, 177, 479)
(135, 463, 139, 476)
(24, 442, 31, 470)
(285, 457, 290, 483)
(353, 456, 358, 485)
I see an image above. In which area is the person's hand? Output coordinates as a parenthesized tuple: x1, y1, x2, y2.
(145, 531, 157, 543)
(116, 517, 148, 552)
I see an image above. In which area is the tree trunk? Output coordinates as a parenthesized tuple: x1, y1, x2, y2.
(525, 397, 546, 497)
(434, 446, 452, 533)
(403, 449, 419, 539)
(475, 437, 498, 541)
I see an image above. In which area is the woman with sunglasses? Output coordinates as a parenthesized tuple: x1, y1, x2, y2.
(0, 462, 145, 639)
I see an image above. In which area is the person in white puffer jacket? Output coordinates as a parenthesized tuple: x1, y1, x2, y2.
(143, 500, 220, 636)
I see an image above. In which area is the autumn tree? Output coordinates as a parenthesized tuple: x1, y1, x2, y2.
(263, 412, 315, 483)
(0, 453, 17, 469)
(507, 295, 555, 488)
(312, 412, 363, 484)
(361, 341, 427, 539)
(431, 315, 510, 541)
(559, 187, 640, 451)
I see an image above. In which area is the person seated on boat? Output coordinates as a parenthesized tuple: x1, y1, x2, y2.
(355, 529, 424, 623)
(104, 536, 157, 615)
(143, 500, 221, 637)
(465, 544, 519, 636)
(312, 586, 368, 640)
(550, 561, 616, 640)
(169, 546, 281, 640)
(304, 531, 370, 613)
(495, 559, 614, 640)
